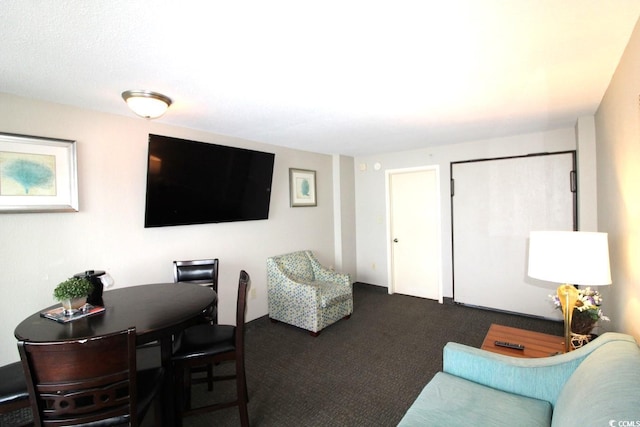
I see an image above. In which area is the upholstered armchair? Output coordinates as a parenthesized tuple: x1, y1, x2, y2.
(267, 250, 353, 336)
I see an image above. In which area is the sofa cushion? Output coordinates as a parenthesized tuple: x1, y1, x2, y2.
(398, 372, 552, 426)
(552, 339, 640, 427)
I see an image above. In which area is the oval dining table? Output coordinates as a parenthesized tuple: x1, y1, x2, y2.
(14, 282, 217, 427)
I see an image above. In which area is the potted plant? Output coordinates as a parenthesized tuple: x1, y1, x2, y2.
(54, 277, 94, 315)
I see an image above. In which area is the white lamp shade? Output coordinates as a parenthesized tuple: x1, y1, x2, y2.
(528, 231, 611, 286)
(122, 90, 172, 119)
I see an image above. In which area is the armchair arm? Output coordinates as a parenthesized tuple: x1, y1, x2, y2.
(443, 332, 635, 406)
(306, 251, 351, 287)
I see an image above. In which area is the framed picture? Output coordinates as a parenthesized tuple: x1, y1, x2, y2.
(289, 168, 317, 207)
(0, 133, 78, 212)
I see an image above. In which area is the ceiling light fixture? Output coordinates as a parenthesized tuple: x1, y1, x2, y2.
(121, 90, 172, 119)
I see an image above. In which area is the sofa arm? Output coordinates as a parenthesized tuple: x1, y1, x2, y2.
(443, 333, 635, 406)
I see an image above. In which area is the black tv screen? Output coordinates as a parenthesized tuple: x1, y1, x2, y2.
(144, 134, 275, 227)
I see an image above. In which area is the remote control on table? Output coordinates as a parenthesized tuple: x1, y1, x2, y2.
(494, 341, 525, 350)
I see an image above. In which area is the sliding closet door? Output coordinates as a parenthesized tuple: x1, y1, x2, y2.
(451, 152, 576, 318)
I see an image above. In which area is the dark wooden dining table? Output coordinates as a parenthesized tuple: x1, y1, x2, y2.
(14, 282, 216, 427)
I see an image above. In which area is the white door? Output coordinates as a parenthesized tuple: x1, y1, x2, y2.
(387, 167, 441, 300)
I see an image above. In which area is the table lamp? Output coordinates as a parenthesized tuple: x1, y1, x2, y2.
(528, 231, 611, 353)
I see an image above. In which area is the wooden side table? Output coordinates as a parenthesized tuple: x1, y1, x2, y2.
(481, 324, 565, 358)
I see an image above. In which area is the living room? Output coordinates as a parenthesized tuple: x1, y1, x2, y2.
(1, 1, 639, 409)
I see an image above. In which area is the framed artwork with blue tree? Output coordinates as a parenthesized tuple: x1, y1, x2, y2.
(289, 168, 316, 207)
(0, 133, 78, 212)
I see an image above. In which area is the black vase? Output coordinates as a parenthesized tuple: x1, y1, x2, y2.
(571, 309, 596, 335)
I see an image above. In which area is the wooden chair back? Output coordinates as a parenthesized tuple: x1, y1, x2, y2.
(18, 327, 138, 427)
(236, 270, 250, 350)
(173, 259, 219, 291)
(174, 258, 219, 325)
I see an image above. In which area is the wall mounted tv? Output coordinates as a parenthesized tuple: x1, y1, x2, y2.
(144, 134, 275, 228)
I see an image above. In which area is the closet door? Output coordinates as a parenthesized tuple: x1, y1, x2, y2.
(451, 152, 575, 318)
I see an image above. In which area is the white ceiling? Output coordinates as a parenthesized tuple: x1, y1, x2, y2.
(2, 1, 639, 156)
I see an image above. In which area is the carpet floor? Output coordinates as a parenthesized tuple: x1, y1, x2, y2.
(182, 282, 563, 427)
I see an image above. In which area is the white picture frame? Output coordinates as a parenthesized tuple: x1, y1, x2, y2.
(289, 168, 317, 207)
(0, 133, 78, 212)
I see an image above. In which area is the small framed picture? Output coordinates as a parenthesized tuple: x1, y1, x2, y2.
(289, 168, 317, 207)
(0, 133, 78, 213)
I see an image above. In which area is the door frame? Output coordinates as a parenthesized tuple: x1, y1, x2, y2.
(449, 151, 577, 315)
(385, 165, 443, 302)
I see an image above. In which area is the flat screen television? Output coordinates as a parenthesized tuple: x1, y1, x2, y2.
(144, 134, 275, 227)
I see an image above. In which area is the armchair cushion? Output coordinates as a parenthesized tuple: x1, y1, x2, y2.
(313, 281, 352, 308)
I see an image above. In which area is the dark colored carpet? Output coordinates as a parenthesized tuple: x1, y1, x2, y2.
(183, 283, 563, 427)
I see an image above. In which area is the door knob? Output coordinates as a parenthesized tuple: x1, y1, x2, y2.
(393, 238, 399, 243)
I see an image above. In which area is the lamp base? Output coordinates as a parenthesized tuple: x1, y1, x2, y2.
(557, 284, 579, 353)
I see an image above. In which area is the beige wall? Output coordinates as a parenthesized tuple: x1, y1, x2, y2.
(595, 18, 640, 340)
(0, 93, 339, 365)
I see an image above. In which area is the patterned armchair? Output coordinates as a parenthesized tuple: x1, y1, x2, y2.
(267, 250, 353, 336)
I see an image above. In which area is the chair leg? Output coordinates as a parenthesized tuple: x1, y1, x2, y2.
(185, 365, 193, 410)
(236, 359, 249, 427)
(238, 398, 249, 427)
(174, 363, 185, 427)
(207, 363, 213, 391)
(153, 390, 163, 427)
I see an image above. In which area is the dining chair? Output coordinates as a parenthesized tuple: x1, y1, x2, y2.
(172, 270, 250, 427)
(173, 258, 219, 324)
(17, 327, 163, 427)
(0, 361, 31, 426)
(173, 258, 219, 393)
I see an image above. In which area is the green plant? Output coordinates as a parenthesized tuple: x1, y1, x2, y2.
(53, 277, 93, 301)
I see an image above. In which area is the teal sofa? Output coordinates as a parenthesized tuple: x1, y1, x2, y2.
(399, 332, 640, 427)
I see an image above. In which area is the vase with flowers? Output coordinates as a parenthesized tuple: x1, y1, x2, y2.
(549, 287, 609, 348)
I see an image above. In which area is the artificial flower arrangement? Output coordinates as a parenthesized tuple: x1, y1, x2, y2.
(549, 287, 609, 335)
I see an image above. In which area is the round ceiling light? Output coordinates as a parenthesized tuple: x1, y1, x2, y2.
(121, 90, 172, 119)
